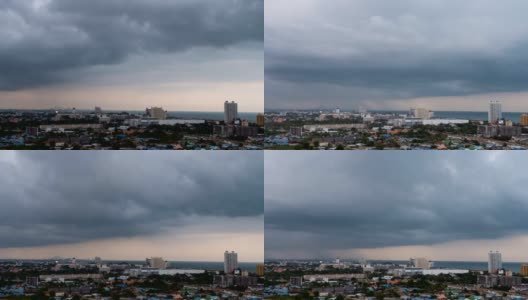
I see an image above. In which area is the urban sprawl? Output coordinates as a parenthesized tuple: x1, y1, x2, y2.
(265, 101, 528, 150)
(0, 251, 263, 300)
(0, 101, 264, 150)
(265, 251, 528, 300)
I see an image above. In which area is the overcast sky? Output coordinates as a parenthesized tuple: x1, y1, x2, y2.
(266, 0, 528, 112)
(266, 152, 528, 262)
(0, 0, 263, 112)
(0, 151, 263, 262)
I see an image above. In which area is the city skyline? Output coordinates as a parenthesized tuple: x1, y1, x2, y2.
(0, 151, 264, 261)
(266, 0, 528, 111)
(265, 152, 528, 261)
(0, 0, 263, 112)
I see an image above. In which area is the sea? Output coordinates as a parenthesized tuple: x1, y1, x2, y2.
(108, 260, 260, 271)
(370, 260, 525, 273)
(165, 111, 259, 122)
(373, 110, 525, 123)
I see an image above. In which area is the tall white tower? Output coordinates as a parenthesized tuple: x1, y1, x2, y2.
(488, 100, 502, 124)
(224, 101, 238, 124)
(224, 250, 238, 274)
(488, 251, 502, 274)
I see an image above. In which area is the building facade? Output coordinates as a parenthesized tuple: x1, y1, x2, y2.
(488, 251, 502, 274)
(488, 100, 502, 124)
(224, 101, 238, 124)
(146, 107, 167, 120)
(224, 251, 238, 274)
(146, 257, 167, 269)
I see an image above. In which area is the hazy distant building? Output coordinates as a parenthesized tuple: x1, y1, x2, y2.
(477, 125, 521, 138)
(478, 274, 521, 288)
(410, 257, 431, 269)
(94, 257, 102, 265)
(412, 108, 432, 119)
(488, 251, 502, 274)
(25, 127, 39, 136)
(521, 264, 528, 276)
(257, 114, 265, 127)
(488, 101, 502, 124)
(521, 114, 528, 127)
(95, 107, 103, 115)
(256, 264, 265, 276)
(146, 257, 167, 269)
(224, 251, 238, 274)
(290, 276, 303, 286)
(214, 274, 257, 288)
(224, 101, 238, 124)
(40, 274, 102, 282)
(290, 127, 303, 136)
(146, 107, 167, 120)
(26, 276, 39, 287)
(213, 125, 258, 137)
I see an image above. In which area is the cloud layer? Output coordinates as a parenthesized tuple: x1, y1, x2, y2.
(265, 152, 528, 259)
(0, 0, 263, 90)
(265, 0, 528, 110)
(0, 151, 263, 248)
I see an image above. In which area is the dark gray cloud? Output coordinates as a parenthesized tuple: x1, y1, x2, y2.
(0, 151, 263, 248)
(0, 0, 263, 90)
(265, 152, 528, 258)
(265, 0, 528, 110)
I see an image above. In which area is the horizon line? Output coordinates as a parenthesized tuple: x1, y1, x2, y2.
(0, 108, 262, 114)
(264, 258, 528, 264)
(0, 258, 263, 263)
(264, 108, 528, 113)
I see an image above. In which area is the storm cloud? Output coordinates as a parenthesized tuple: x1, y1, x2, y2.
(0, 0, 263, 90)
(0, 151, 263, 248)
(265, 0, 528, 110)
(265, 152, 528, 259)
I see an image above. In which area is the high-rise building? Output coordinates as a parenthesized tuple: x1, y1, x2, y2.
(256, 113, 265, 127)
(94, 257, 102, 265)
(224, 250, 238, 274)
(488, 251, 502, 274)
(521, 264, 528, 276)
(410, 257, 431, 269)
(95, 106, 103, 115)
(224, 101, 238, 124)
(488, 101, 502, 124)
(521, 114, 528, 127)
(256, 264, 265, 276)
(146, 107, 168, 120)
(412, 108, 432, 119)
(146, 257, 168, 269)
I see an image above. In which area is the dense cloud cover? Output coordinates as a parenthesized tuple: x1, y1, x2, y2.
(265, 0, 528, 110)
(0, 151, 263, 248)
(0, 0, 263, 90)
(265, 152, 528, 259)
